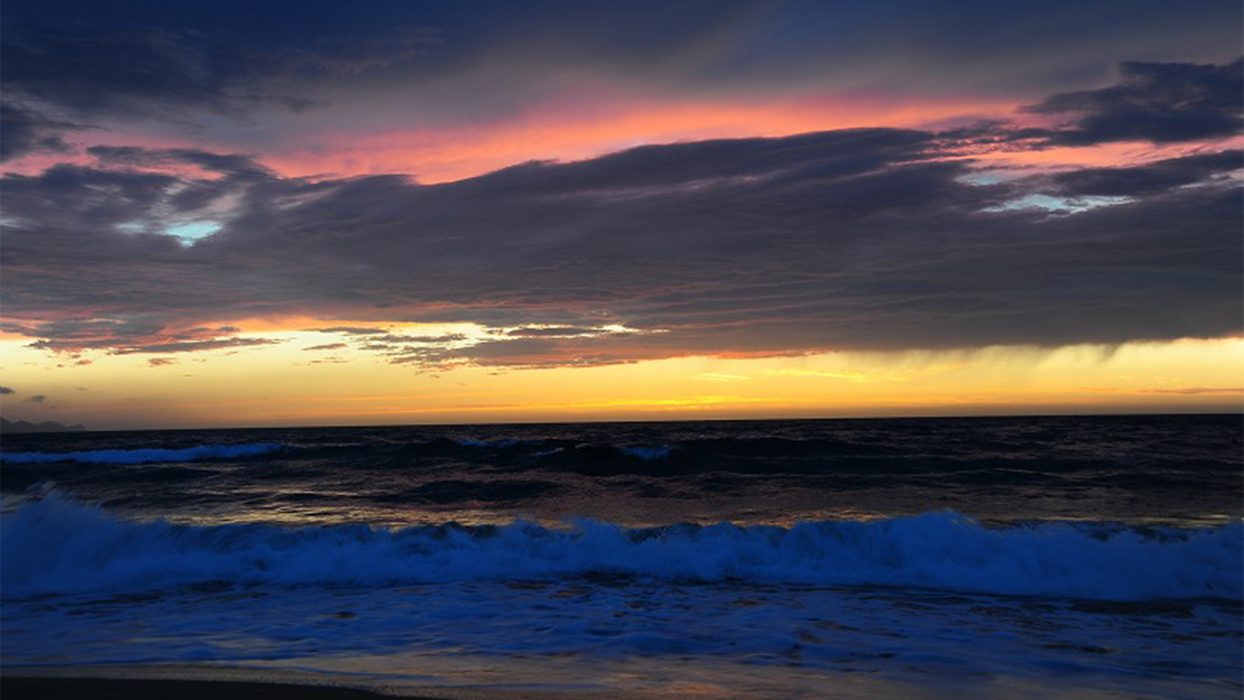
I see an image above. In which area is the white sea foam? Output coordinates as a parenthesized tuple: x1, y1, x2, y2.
(2, 496, 1239, 600)
(0, 443, 283, 465)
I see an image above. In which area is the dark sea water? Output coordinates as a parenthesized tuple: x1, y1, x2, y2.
(2, 414, 1241, 698)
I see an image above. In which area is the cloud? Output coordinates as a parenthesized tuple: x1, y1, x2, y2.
(27, 394, 46, 403)
(1047, 150, 1242, 197)
(1, 164, 185, 231)
(88, 146, 272, 178)
(1140, 386, 1244, 395)
(3, 0, 1240, 179)
(507, 327, 604, 337)
(111, 338, 283, 354)
(0, 386, 14, 394)
(1022, 58, 1244, 146)
(6, 317, 275, 356)
(1, 92, 1240, 369)
(0, 20, 437, 128)
(369, 334, 468, 344)
(304, 342, 349, 351)
(304, 327, 389, 335)
(148, 357, 177, 366)
(0, 103, 81, 162)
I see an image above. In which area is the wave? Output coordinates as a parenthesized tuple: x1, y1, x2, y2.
(621, 445, 672, 461)
(457, 439, 669, 461)
(0, 443, 283, 465)
(3, 429, 1237, 483)
(3, 497, 1239, 600)
(456, 438, 536, 448)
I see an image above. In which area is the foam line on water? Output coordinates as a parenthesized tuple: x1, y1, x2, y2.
(2, 496, 1239, 600)
(0, 443, 283, 465)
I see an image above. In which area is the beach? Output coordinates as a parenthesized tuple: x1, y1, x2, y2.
(1, 664, 698, 699)
(2, 675, 394, 700)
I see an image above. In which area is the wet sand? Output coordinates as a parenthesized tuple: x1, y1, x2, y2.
(1, 676, 395, 699)
(0, 666, 672, 700)
(0, 676, 664, 700)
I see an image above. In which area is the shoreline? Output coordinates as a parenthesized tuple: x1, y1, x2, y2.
(0, 665, 673, 700)
(0, 676, 393, 700)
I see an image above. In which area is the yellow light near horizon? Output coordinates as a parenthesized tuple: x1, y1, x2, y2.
(0, 336, 1240, 430)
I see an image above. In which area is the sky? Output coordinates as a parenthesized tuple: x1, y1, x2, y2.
(1, 0, 1241, 430)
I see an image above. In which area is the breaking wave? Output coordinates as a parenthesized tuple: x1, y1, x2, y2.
(0, 443, 283, 465)
(3, 496, 1239, 601)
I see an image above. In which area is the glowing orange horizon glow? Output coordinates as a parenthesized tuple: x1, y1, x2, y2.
(2, 335, 1239, 430)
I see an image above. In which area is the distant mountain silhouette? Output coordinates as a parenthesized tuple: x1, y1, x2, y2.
(0, 417, 87, 433)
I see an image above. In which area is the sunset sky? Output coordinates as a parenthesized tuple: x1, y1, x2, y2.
(1, 0, 1241, 429)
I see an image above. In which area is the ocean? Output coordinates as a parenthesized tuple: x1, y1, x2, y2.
(1, 414, 1241, 698)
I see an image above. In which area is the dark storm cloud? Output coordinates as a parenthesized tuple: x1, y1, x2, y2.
(465, 129, 934, 197)
(3, 0, 1240, 156)
(0, 19, 436, 126)
(1022, 59, 1244, 146)
(88, 146, 272, 177)
(2, 26, 307, 121)
(442, 338, 560, 362)
(8, 315, 274, 356)
(370, 334, 468, 344)
(1048, 150, 1242, 197)
(110, 338, 283, 354)
(2, 116, 1239, 367)
(10, 318, 174, 348)
(0, 103, 82, 162)
(2, 164, 181, 228)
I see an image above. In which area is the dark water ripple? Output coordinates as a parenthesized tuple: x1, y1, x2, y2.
(2, 414, 1240, 526)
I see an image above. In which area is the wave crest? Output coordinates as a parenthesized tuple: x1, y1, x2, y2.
(2, 496, 1239, 600)
(0, 443, 283, 465)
